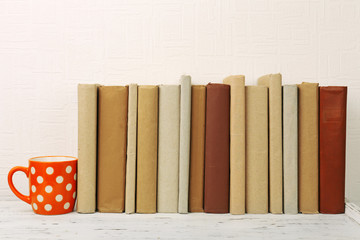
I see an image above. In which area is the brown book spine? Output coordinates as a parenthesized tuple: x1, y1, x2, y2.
(204, 83, 230, 213)
(189, 85, 206, 212)
(298, 82, 319, 213)
(97, 86, 128, 212)
(319, 86, 347, 214)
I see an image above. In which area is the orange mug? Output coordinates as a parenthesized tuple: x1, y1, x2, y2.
(8, 156, 77, 215)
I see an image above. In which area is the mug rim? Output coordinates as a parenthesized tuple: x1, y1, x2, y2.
(29, 156, 78, 163)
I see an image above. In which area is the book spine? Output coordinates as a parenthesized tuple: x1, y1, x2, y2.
(245, 86, 268, 214)
(189, 85, 206, 212)
(223, 75, 246, 215)
(298, 82, 319, 214)
(136, 86, 159, 213)
(283, 85, 298, 214)
(204, 83, 230, 213)
(257, 73, 283, 214)
(97, 86, 128, 212)
(77, 84, 98, 213)
(157, 85, 180, 213)
(320, 87, 347, 214)
(178, 75, 191, 213)
(125, 84, 137, 214)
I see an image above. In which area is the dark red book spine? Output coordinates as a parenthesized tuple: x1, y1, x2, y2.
(319, 86, 347, 214)
(204, 83, 230, 213)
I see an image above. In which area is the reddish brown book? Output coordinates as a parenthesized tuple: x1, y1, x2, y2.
(319, 86, 347, 214)
(204, 83, 230, 213)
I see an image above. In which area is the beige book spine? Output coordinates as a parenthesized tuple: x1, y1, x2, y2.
(136, 86, 159, 213)
(157, 85, 180, 213)
(178, 75, 191, 213)
(257, 73, 283, 214)
(245, 86, 268, 214)
(283, 85, 298, 214)
(125, 84, 138, 214)
(223, 75, 246, 215)
(77, 84, 99, 213)
(298, 82, 319, 214)
(97, 86, 128, 213)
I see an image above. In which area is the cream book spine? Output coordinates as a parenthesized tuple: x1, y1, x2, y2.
(125, 84, 138, 214)
(245, 86, 268, 214)
(283, 85, 298, 214)
(157, 85, 180, 213)
(298, 82, 319, 214)
(77, 84, 99, 213)
(223, 75, 246, 215)
(178, 75, 191, 213)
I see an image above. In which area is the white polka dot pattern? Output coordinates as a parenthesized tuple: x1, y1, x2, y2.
(56, 176, 64, 183)
(45, 185, 53, 193)
(37, 176, 43, 184)
(46, 167, 54, 175)
(44, 204, 52, 211)
(55, 194, 63, 202)
(37, 195, 44, 202)
(29, 161, 76, 214)
(64, 202, 70, 209)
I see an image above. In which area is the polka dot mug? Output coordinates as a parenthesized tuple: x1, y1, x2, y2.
(8, 156, 77, 215)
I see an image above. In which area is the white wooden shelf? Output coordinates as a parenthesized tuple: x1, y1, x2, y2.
(1, 200, 360, 240)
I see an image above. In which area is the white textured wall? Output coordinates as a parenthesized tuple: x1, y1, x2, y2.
(1, 0, 360, 206)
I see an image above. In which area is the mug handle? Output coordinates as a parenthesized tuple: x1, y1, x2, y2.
(8, 166, 31, 204)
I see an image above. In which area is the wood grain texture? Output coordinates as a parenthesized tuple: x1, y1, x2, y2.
(2, 201, 360, 240)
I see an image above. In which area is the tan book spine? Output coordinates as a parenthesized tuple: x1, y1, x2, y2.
(283, 85, 298, 214)
(77, 84, 99, 213)
(125, 84, 137, 214)
(136, 86, 159, 213)
(157, 85, 180, 213)
(245, 86, 268, 214)
(189, 85, 206, 212)
(97, 86, 128, 212)
(223, 75, 246, 215)
(178, 75, 191, 213)
(298, 82, 319, 214)
(257, 73, 283, 214)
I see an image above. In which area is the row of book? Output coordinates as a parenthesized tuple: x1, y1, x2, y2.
(76, 74, 347, 214)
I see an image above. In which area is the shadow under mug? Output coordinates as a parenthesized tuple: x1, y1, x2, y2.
(8, 156, 77, 215)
